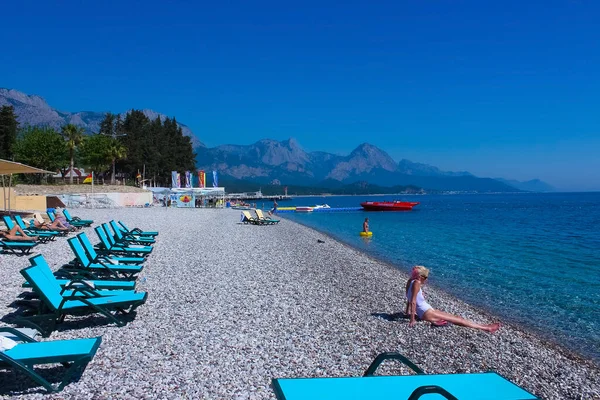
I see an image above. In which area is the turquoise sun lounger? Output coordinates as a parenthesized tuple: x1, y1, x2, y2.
(2, 216, 55, 243)
(65, 236, 143, 281)
(14, 214, 63, 237)
(0, 327, 101, 393)
(63, 209, 94, 227)
(118, 220, 159, 237)
(78, 232, 145, 265)
(17, 259, 147, 336)
(22, 254, 136, 291)
(95, 226, 152, 257)
(272, 352, 539, 400)
(0, 240, 38, 256)
(109, 220, 155, 244)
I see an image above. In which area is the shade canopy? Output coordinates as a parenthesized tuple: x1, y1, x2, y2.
(0, 159, 56, 175)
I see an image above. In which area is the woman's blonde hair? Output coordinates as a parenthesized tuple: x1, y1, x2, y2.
(411, 265, 429, 279)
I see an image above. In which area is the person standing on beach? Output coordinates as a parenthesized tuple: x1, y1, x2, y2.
(272, 199, 278, 213)
(363, 217, 369, 233)
(405, 266, 500, 333)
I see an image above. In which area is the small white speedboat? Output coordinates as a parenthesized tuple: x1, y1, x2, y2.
(312, 204, 330, 209)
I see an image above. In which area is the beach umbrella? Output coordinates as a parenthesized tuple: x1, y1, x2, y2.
(0, 159, 56, 212)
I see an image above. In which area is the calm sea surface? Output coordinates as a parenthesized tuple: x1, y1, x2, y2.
(278, 193, 600, 362)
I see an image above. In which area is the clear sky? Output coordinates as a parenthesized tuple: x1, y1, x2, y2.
(2, 1, 599, 191)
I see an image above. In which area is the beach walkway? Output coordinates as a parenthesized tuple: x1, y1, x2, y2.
(0, 208, 598, 399)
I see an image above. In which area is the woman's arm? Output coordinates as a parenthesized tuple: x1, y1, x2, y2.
(408, 280, 421, 327)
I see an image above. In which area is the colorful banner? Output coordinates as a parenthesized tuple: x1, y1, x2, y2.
(198, 170, 205, 188)
(185, 171, 191, 188)
(177, 173, 181, 188)
(171, 171, 178, 188)
(212, 170, 218, 187)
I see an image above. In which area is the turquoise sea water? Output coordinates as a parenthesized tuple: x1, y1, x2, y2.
(279, 193, 600, 362)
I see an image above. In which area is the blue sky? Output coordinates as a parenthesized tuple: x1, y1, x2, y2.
(2, 1, 599, 191)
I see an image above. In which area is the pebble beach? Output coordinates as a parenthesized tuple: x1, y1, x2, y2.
(1, 207, 599, 399)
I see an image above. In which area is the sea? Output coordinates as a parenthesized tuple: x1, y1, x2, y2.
(277, 192, 600, 363)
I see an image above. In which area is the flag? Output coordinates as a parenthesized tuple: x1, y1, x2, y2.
(198, 170, 205, 188)
(212, 170, 218, 187)
(177, 173, 181, 188)
(83, 173, 93, 184)
(171, 171, 178, 188)
(185, 171, 191, 188)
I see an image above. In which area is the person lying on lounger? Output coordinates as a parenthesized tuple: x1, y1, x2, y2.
(0, 225, 38, 241)
(32, 212, 70, 232)
(405, 265, 500, 333)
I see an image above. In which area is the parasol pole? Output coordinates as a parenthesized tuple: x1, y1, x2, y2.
(91, 171, 94, 209)
(8, 173, 12, 213)
(2, 175, 5, 211)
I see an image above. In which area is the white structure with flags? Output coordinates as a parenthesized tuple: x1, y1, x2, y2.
(148, 187, 226, 208)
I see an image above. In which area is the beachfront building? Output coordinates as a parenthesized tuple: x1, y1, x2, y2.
(149, 187, 226, 208)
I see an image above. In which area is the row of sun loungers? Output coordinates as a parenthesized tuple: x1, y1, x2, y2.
(241, 209, 280, 225)
(0, 215, 158, 393)
(0, 208, 92, 256)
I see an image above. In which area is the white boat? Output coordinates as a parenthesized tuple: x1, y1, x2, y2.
(312, 204, 330, 209)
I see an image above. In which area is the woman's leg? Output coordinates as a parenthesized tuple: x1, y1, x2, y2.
(49, 220, 69, 231)
(7, 226, 36, 241)
(422, 309, 500, 333)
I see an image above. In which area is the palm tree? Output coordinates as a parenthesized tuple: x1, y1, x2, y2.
(108, 139, 127, 184)
(61, 124, 85, 184)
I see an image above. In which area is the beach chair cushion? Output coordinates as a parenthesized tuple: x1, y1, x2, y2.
(272, 372, 538, 400)
(0, 327, 102, 393)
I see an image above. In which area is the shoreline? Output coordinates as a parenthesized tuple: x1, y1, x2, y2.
(0, 208, 598, 399)
(278, 213, 600, 369)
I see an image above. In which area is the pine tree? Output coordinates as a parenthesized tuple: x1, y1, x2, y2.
(0, 105, 19, 159)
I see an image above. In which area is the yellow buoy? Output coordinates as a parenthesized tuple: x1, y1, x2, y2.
(359, 231, 373, 237)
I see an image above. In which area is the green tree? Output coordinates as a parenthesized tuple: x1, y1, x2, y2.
(61, 124, 85, 184)
(0, 105, 19, 159)
(13, 127, 68, 182)
(98, 112, 115, 137)
(79, 134, 112, 176)
(108, 138, 127, 184)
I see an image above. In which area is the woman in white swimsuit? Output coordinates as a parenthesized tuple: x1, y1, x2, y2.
(405, 266, 500, 333)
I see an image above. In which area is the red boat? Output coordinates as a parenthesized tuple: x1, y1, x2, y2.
(360, 201, 420, 211)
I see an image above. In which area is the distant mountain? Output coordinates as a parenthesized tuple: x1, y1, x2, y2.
(495, 178, 556, 192)
(398, 159, 472, 177)
(0, 88, 203, 147)
(196, 138, 534, 193)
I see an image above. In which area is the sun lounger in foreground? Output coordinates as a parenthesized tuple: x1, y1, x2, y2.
(272, 352, 539, 400)
(17, 257, 147, 336)
(22, 254, 136, 291)
(0, 240, 38, 256)
(0, 326, 101, 393)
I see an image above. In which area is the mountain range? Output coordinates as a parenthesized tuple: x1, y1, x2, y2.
(196, 139, 554, 192)
(2, 88, 554, 193)
(0, 88, 202, 147)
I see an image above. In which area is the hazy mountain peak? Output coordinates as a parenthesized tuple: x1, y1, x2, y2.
(1, 88, 202, 146)
(398, 159, 473, 177)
